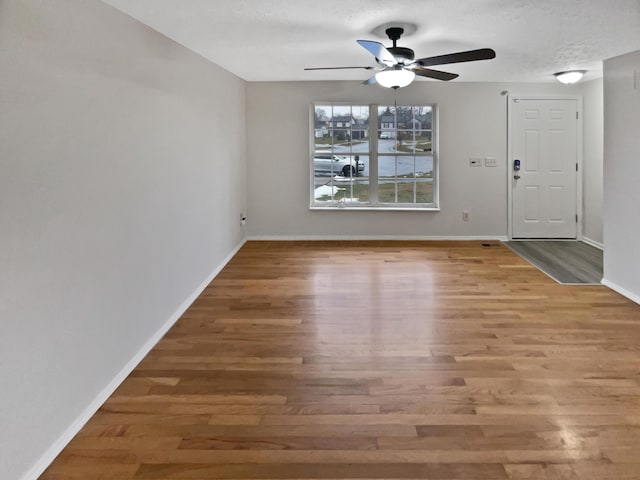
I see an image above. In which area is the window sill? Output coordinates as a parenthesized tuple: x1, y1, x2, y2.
(310, 206, 440, 212)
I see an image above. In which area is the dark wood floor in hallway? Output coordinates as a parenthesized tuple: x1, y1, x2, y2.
(41, 241, 640, 479)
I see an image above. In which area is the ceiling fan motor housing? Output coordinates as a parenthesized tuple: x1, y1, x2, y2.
(385, 27, 414, 63)
(388, 47, 415, 62)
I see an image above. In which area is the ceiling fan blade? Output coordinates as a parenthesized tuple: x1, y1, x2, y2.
(357, 40, 397, 65)
(362, 75, 377, 86)
(416, 48, 496, 67)
(304, 66, 374, 71)
(412, 67, 459, 81)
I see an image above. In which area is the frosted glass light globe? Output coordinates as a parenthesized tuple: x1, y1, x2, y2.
(375, 68, 416, 88)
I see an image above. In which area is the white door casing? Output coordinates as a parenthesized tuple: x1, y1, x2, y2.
(509, 97, 580, 239)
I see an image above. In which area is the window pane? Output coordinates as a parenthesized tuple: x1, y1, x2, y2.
(314, 105, 332, 149)
(350, 105, 370, 155)
(332, 105, 350, 121)
(316, 105, 371, 155)
(395, 178, 416, 203)
(414, 106, 432, 129)
(331, 128, 350, 146)
(416, 178, 434, 203)
(416, 155, 434, 178)
(313, 153, 340, 177)
(337, 154, 369, 204)
(377, 132, 396, 152)
(313, 154, 369, 205)
(378, 155, 397, 178)
(378, 106, 396, 130)
(416, 130, 433, 153)
(378, 156, 398, 203)
(396, 154, 417, 177)
(395, 106, 413, 130)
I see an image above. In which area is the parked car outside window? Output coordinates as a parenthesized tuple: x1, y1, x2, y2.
(314, 154, 364, 177)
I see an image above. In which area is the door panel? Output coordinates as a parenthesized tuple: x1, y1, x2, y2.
(524, 186, 539, 221)
(525, 130, 540, 171)
(549, 186, 565, 220)
(511, 98, 578, 239)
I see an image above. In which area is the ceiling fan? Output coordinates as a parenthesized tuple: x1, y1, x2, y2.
(305, 27, 496, 89)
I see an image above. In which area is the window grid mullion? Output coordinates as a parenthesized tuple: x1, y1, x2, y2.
(369, 104, 378, 205)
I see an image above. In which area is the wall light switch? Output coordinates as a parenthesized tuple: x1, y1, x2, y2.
(485, 157, 497, 167)
(469, 157, 482, 167)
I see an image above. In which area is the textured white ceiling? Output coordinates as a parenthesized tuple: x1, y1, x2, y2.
(102, 0, 640, 83)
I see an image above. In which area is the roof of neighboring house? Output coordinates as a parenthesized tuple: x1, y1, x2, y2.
(330, 115, 355, 123)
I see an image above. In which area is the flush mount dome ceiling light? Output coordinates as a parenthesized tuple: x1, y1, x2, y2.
(375, 66, 416, 89)
(554, 70, 586, 84)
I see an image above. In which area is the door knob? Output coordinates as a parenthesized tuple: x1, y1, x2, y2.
(514, 174, 521, 180)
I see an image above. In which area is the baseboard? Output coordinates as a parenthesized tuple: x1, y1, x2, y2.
(582, 236, 604, 250)
(248, 235, 509, 241)
(21, 238, 246, 480)
(601, 278, 640, 306)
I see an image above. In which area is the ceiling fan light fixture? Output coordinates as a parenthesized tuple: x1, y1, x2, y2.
(306, 27, 494, 84)
(375, 68, 415, 89)
(554, 70, 586, 84)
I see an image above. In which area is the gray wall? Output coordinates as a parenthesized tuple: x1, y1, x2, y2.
(581, 78, 604, 245)
(0, 1, 246, 479)
(246, 81, 579, 239)
(603, 50, 640, 300)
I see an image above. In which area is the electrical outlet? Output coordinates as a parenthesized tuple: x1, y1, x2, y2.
(462, 210, 469, 221)
(469, 157, 482, 167)
(485, 157, 497, 167)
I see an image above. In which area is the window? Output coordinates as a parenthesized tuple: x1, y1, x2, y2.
(311, 103, 437, 210)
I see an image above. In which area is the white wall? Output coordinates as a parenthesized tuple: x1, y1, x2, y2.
(0, 1, 246, 479)
(246, 81, 579, 239)
(581, 78, 604, 245)
(603, 50, 640, 301)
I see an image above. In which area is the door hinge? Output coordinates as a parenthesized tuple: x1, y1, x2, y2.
(576, 214, 579, 223)
(576, 111, 579, 119)
(576, 163, 579, 171)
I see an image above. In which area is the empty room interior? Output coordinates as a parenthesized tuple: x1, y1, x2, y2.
(3, 0, 640, 479)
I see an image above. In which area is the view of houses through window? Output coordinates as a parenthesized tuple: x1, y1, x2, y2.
(312, 104, 436, 209)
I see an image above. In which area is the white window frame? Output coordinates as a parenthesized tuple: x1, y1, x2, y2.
(309, 103, 439, 211)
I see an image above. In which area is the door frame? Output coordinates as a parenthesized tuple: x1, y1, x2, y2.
(507, 94, 584, 240)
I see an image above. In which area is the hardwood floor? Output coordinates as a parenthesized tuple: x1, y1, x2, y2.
(41, 241, 640, 479)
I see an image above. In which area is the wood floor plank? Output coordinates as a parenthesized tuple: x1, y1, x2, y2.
(40, 241, 640, 479)
(133, 462, 509, 479)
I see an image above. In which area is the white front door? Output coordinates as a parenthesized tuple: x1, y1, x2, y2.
(510, 98, 578, 239)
